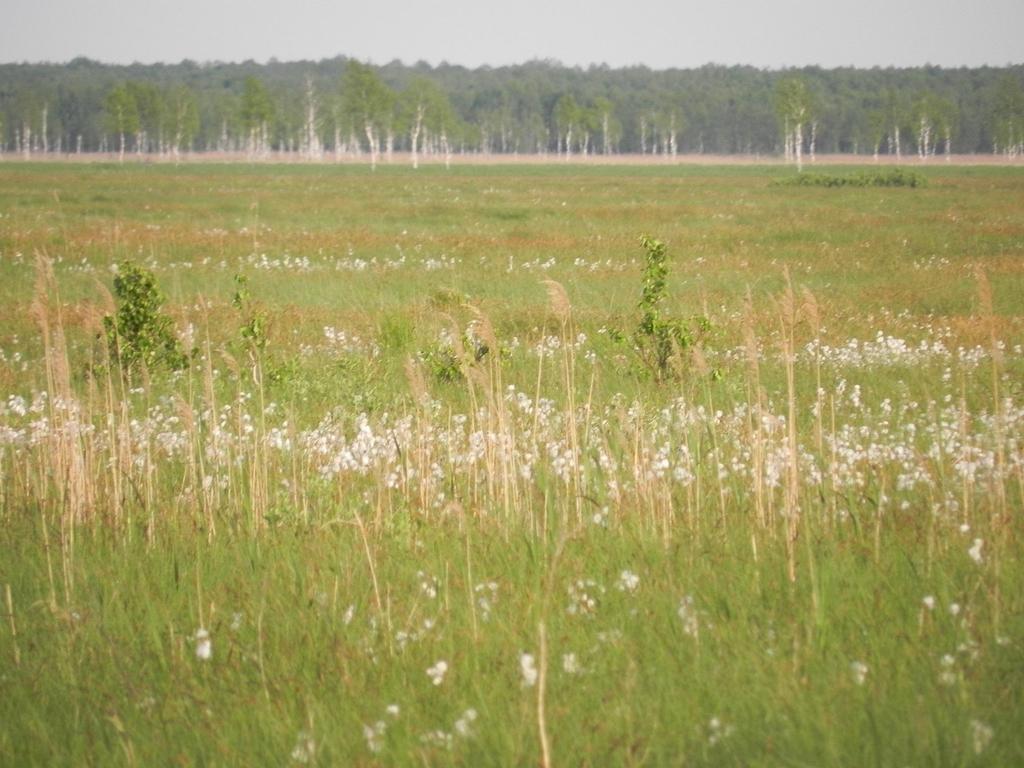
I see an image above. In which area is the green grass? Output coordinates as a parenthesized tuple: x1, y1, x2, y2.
(3, 515, 1021, 766)
(1, 161, 1022, 765)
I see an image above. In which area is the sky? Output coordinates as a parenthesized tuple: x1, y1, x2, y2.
(3, 0, 1021, 70)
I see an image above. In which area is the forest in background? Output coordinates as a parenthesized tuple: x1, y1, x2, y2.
(0, 56, 1022, 160)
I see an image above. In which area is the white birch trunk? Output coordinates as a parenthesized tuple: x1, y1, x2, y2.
(441, 131, 452, 169)
(794, 122, 803, 172)
(303, 76, 321, 161)
(410, 103, 424, 169)
(41, 106, 48, 153)
(364, 122, 378, 170)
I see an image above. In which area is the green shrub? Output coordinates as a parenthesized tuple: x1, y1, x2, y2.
(103, 262, 187, 372)
(628, 235, 710, 382)
(774, 168, 927, 188)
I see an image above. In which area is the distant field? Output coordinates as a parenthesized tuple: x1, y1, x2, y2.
(0, 162, 1022, 766)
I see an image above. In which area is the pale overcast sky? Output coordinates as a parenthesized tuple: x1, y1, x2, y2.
(2, 0, 1021, 69)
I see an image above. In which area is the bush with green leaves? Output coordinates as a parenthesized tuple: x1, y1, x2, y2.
(103, 261, 187, 372)
(625, 235, 710, 381)
(775, 168, 927, 188)
(231, 274, 268, 356)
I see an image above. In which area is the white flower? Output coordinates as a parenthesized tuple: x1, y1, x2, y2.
(385, 704, 400, 718)
(418, 571, 439, 599)
(454, 708, 478, 737)
(968, 539, 983, 564)
(567, 579, 603, 615)
(363, 721, 386, 753)
(420, 730, 453, 749)
(850, 661, 869, 686)
(922, 595, 936, 611)
(616, 570, 640, 593)
(949, 602, 961, 617)
(290, 730, 316, 764)
(194, 628, 212, 661)
(474, 582, 499, 622)
(520, 652, 538, 688)
(939, 654, 957, 686)
(426, 660, 448, 686)
(562, 653, 581, 675)
(707, 716, 735, 745)
(678, 596, 700, 637)
(970, 719, 994, 755)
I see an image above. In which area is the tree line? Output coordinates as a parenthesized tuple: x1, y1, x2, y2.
(1, 57, 1022, 162)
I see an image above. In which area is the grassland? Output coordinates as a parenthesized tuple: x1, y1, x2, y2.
(1, 161, 1022, 766)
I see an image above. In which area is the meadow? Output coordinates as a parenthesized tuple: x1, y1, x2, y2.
(0, 160, 1022, 766)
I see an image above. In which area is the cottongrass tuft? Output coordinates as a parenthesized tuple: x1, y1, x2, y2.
(616, 570, 640, 593)
(290, 731, 316, 764)
(968, 539, 984, 564)
(562, 653, 582, 675)
(426, 660, 448, 686)
(194, 628, 212, 661)
(678, 596, 700, 638)
(970, 719, 994, 754)
(850, 660, 869, 686)
(520, 652, 538, 688)
(454, 708, 478, 738)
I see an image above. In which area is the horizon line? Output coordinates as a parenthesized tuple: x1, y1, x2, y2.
(2, 55, 1022, 73)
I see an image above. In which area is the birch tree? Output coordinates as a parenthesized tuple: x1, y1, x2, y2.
(105, 85, 138, 163)
(400, 77, 452, 169)
(867, 109, 886, 161)
(992, 75, 1024, 158)
(340, 62, 395, 170)
(166, 86, 199, 161)
(425, 86, 459, 169)
(301, 75, 323, 160)
(554, 94, 580, 158)
(592, 97, 619, 154)
(126, 82, 162, 154)
(775, 77, 812, 171)
(934, 97, 957, 159)
(879, 90, 906, 161)
(240, 77, 274, 159)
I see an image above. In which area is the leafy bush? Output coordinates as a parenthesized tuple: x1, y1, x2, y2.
(231, 274, 267, 355)
(621, 235, 711, 382)
(421, 343, 463, 383)
(103, 262, 187, 372)
(775, 168, 927, 188)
